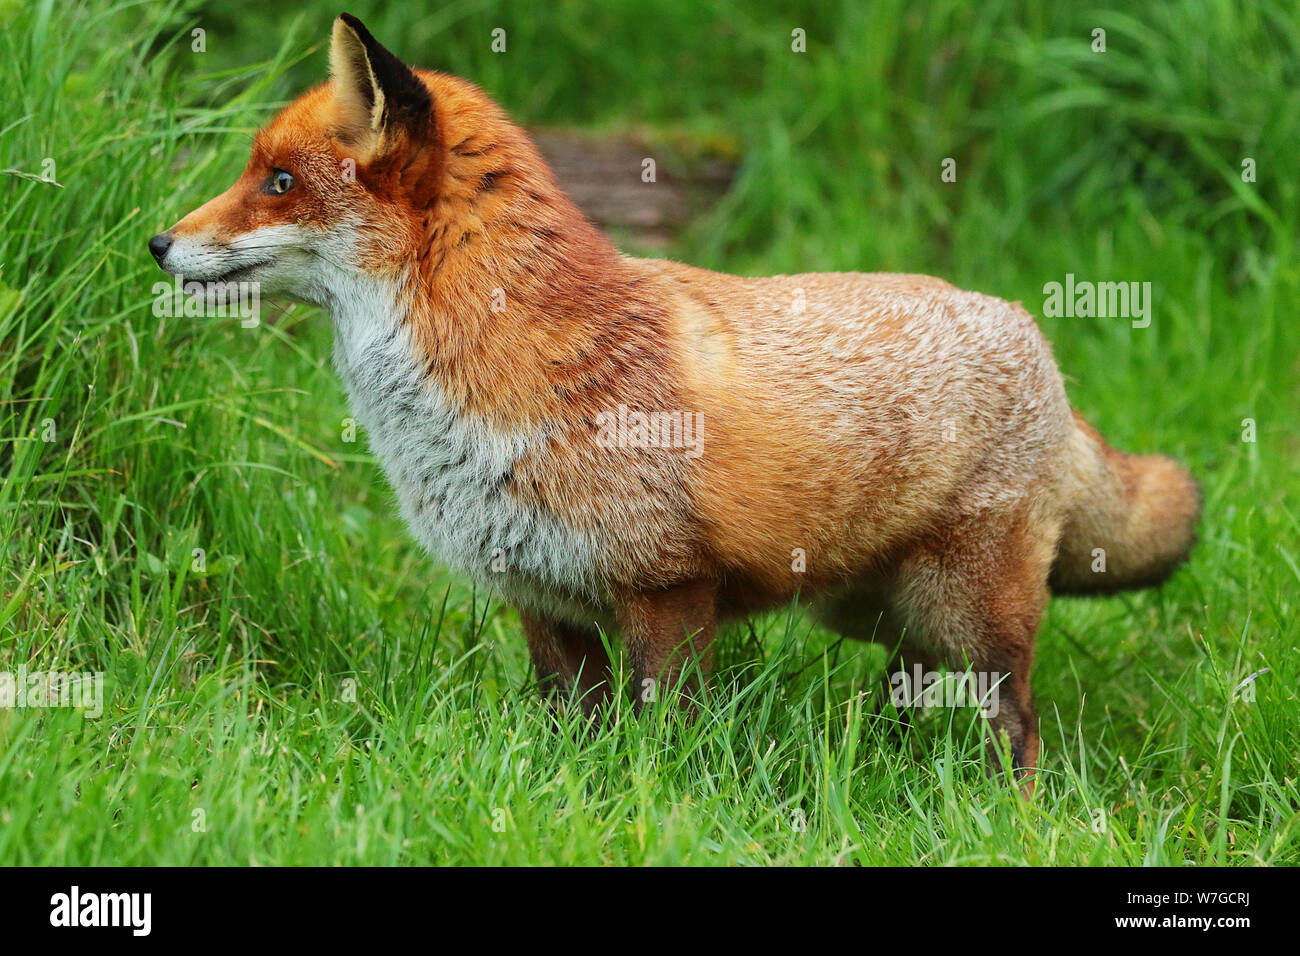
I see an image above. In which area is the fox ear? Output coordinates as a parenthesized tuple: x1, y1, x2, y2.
(329, 13, 432, 153)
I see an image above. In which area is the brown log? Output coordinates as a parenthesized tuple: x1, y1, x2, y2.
(529, 127, 738, 248)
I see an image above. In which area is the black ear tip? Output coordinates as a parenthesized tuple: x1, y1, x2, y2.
(338, 12, 363, 33)
(332, 9, 431, 124)
(337, 12, 383, 51)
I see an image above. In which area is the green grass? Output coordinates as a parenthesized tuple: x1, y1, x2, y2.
(1, 0, 1297, 865)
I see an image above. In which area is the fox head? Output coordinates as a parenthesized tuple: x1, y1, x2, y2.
(152, 13, 631, 426)
(150, 13, 571, 311)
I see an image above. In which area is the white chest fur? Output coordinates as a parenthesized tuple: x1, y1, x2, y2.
(327, 274, 601, 609)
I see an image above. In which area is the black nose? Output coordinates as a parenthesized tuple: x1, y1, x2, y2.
(148, 233, 173, 263)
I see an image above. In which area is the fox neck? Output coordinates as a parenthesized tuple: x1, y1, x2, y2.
(326, 268, 602, 600)
(327, 118, 673, 431)
(329, 229, 623, 429)
(427, 124, 677, 424)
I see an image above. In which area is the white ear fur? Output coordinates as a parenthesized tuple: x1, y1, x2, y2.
(329, 17, 385, 137)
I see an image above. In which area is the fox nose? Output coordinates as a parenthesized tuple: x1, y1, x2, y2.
(148, 232, 173, 263)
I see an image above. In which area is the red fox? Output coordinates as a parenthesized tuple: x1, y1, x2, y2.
(150, 13, 1200, 785)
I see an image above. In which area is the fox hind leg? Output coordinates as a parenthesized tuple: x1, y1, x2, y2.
(890, 504, 1059, 789)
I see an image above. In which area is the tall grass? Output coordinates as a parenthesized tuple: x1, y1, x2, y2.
(0, 0, 1296, 864)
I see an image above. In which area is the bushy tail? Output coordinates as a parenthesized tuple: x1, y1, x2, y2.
(1050, 412, 1201, 595)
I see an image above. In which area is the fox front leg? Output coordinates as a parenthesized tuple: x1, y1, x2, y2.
(616, 579, 718, 712)
(520, 610, 614, 715)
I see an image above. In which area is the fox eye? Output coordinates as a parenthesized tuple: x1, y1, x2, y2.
(266, 169, 296, 195)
